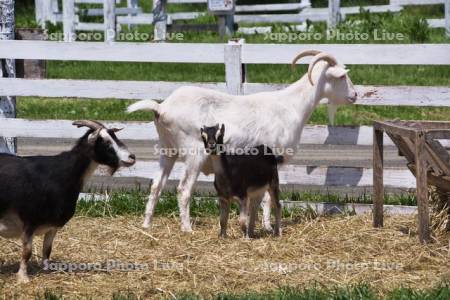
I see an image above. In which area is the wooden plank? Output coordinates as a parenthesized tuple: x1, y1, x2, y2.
(0, 118, 402, 146)
(373, 128, 384, 227)
(390, 0, 443, 5)
(117, 14, 154, 25)
(102, 160, 417, 188)
(1, 41, 449, 66)
(235, 3, 307, 13)
(75, 22, 105, 31)
(0, 119, 159, 140)
(167, 0, 206, 3)
(81, 7, 142, 17)
(235, 5, 402, 24)
(427, 18, 445, 28)
(0, 41, 225, 63)
(75, 0, 103, 3)
(244, 84, 450, 107)
(3, 79, 448, 108)
(0, 78, 227, 99)
(415, 132, 431, 243)
(242, 44, 450, 65)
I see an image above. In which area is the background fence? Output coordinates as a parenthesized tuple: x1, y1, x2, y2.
(34, 0, 450, 41)
(0, 40, 449, 190)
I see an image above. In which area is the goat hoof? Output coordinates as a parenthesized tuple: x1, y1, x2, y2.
(17, 274, 30, 284)
(181, 225, 193, 233)
(263, 224, 273, 232)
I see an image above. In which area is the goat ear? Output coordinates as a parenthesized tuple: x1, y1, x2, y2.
(88, 129, 101, 144)
(326, 66, 348, 79)
(111, 128, 123, 132)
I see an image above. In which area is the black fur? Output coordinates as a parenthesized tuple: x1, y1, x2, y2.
(0, 129, 127, 234)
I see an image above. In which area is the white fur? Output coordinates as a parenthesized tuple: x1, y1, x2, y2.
(128, 58, 357, 232)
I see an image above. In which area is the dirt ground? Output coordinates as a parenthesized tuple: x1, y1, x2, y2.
(1, 214, 449, 299)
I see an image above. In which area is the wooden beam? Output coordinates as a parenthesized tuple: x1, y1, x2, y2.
(373, 127, 384, 227)
(0, 118, 401, 146)
(0, 41, 225, 63)
(415, 131, 431, 243)
(243, 44, 450, 65)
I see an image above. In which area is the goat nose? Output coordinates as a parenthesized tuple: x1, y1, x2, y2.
(129, 154, 136, 160)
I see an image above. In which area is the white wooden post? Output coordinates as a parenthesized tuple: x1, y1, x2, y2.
(63, 0, 76, 42)
(153, 0, 167, 42)
(327, 0, 341, 29)
(446, 0, 450, 37)
(35, 0, 45, 26)
(0, 0, 16, 154)
(225, 39, 245, 95)
(127, 0, 138, 30)
(104, 0, 116, 42)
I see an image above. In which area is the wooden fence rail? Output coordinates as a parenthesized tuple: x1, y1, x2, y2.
(1, 40, 449, 188)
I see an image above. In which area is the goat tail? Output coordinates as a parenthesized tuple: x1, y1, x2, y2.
(127, 100, 161, 114)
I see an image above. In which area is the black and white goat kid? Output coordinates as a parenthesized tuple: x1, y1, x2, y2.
(201, 124, 283, 238)
(0, 120, 136, 283)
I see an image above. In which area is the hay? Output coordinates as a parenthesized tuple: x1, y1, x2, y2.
(429, 186, 450, 234)
(0, 214, 449, 299)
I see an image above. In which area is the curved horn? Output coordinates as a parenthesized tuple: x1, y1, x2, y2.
(291, 50, 322, 73)
(72, 120, 104, 130)
(307, 53, 338, 86)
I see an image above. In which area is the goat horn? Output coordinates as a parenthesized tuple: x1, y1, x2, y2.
(72, 120, 105, 130)
(307, 53, 338, 86)
(291, 50, 322, 73)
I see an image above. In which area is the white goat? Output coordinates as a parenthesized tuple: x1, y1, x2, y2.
(128, 50, 357, 232)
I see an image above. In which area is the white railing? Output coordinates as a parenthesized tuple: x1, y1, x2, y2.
(1, 40, 450, 188)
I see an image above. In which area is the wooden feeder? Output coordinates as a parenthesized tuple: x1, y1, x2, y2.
(373, 120, 450, 243)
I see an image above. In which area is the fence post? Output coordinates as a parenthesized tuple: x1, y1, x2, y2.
(127, 0, 138, 30)
(0, 0, 17, 154)
(35, 0, 45, 26)
(373, 126, 384, 228)
(153, 0, 167, 42)
(63, 0, 75, 42)
(225, 39, 245, 95)
(218, 15, 234, 39)
(446, 0, 450, 37)
(327, 0, 341, 29)
(104, 0, 116, 42)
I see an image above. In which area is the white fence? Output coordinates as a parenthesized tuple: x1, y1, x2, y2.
(37, 0, 450, 41)
(1, 40, 450, 189)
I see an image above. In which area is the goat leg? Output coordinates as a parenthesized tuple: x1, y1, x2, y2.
(239, 197, 249, 237)
(218, 197, 230, 237)
(42, 228, 58, 267)
(17, 231, 33, 283)
(261, 192, 273, 232)
(247, 198, 259, 239)
(270, 177, 282, 237)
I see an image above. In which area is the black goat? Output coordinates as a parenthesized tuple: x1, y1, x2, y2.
(201, 124, 282, 238)
(0, 120, 136, 283)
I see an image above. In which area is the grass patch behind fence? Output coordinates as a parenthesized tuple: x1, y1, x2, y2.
(76, 190, 417, 218)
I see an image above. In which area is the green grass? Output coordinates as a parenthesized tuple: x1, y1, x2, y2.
(35, 284, 450, 300)
(75, 190, 417, 218)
